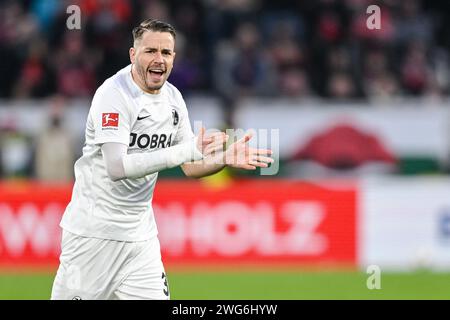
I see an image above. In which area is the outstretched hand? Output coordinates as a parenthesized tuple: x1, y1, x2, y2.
(225, 132, 273, 170)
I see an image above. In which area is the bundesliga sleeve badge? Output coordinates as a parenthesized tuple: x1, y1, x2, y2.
(102, 113, 119, 128)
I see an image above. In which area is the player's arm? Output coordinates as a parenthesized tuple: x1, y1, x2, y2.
(102, 127, 217, 181)
(181, 131, 273, 178)
(181, 158, 225, 179)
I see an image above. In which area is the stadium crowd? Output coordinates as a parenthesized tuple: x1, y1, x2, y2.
(0, 0, 449, 102)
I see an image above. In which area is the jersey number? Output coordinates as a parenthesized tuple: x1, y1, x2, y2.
(162, 272, 170, 297)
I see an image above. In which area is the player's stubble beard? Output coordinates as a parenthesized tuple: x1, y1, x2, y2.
(133, 60, 168, 93)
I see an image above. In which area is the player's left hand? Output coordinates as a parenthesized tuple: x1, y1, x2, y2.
(202, 130, 229, 157)
(196, 127, 228, 157)
(224, 132, 273, 170)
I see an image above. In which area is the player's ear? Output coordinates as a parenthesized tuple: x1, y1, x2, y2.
(129, 47, 135, 64)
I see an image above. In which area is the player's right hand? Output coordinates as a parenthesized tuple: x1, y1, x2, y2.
(196, 127, 229, 158)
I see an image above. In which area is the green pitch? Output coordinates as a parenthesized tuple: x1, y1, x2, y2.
(1, 269, 449, 300)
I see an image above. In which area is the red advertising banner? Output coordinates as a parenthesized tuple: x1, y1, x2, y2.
(154, 180, 357, 266)
(0, 180, 356, 268)
(0, 182, 72, 268)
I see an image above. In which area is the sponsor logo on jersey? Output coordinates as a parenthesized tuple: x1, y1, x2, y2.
(102, 113, 119, 127)
(137, 115, 151, 121)
(130, 133, 173, 149)
(172, 109, 179, 126)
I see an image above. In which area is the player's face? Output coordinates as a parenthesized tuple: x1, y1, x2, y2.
(130, 31, 176, 94)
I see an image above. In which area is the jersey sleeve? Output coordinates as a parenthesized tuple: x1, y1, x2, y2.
(91, 86, 132, 146)
(172, 91, 195, 146)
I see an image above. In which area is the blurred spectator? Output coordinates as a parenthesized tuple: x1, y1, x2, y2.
(0, 1, 40, 97)
(268, 24, 312, 98)
(13, 38, 55, 98)
(169, 33, 205, 93)
(261, 10, 305, 45)
(34, 95, 74, 182)
(327, 72, 356, 99)
(0, 120, 32, 179)
(30, 0, 62, 32)
(214, 22, 276, 101)
(82, 0, 133, 50)
(50, 30, 98, 97)
(431, 48, 450, 95)
(139, 0, 170, 24)
(327, 46, 353, 73)
(393, 0, 434, 46)
(278, 68, 313, 99)
(363, 49, 389, 79)
(318, 11, 344, 44)
(82, 0, 132, 25)
(207, 0, 262, 39)
(362, 48, 401, 101)
(400, 41, 429, 95)
(1, 1, 40, 51)
(365, 71, 401, 102)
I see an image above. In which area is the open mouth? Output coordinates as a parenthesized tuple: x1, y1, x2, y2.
(148, 68, 165, 81)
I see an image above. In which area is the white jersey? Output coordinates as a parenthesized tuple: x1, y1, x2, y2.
(60, 64, 194, 241)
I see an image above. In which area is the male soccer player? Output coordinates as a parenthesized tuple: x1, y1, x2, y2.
(51, 19, 273, 300)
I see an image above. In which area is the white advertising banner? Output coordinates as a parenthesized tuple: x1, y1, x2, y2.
(235, 100, 450, 163)
(0, 96, 225, 138)
(360, 177, 450, 271)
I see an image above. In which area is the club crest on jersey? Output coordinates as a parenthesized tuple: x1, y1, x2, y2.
(102, 113, 119, 129)
(172, 109, 179, 126)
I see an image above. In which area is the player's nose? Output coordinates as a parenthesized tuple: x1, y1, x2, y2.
(153, 51, 164, 63)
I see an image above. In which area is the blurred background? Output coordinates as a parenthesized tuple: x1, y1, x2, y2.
(1, 0, 450, 299)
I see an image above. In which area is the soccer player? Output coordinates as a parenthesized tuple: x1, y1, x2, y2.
(51, 19, 273, 300)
